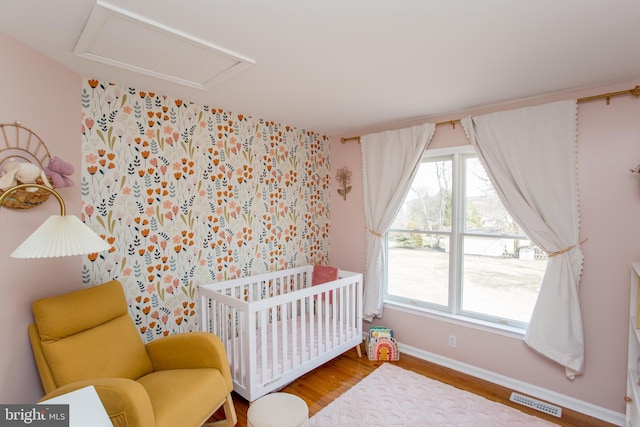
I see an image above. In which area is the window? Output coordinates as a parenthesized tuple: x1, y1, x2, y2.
(385, 147, 547, 329)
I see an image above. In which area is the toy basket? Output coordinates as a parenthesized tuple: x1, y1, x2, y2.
(0, 123, 52, 209)
(0, 178, 52, 209)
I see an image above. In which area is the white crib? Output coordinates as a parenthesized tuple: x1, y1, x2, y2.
(199, 265, 363, 402)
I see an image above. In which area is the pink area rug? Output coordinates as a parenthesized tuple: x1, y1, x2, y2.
(309, 363, 557, 426)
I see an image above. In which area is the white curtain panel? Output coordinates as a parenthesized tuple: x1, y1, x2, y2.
(361, 123, 435, 321)
(461, 100, 583, 378)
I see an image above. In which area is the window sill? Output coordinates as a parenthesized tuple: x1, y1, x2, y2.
(382, 300, 527, 340)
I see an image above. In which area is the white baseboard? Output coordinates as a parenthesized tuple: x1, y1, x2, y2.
(397, 342, 625, 426)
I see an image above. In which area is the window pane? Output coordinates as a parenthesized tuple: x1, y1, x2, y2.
(461, 236, 547, 323)
(386, 152, 546, 328)
(391, 160, 452, 232)
(465, 157, 524, 235)
(387, 232, 449, 306)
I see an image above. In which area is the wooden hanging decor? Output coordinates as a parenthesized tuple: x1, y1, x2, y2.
(336, 166, 352, 201)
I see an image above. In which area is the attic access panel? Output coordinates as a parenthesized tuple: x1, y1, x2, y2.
(74, 0, 255, 90)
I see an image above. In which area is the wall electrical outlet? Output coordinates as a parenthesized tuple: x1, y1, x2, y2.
(448, 334, 456, 348)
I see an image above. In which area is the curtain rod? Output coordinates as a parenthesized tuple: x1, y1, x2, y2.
(340, 85, 640, 143)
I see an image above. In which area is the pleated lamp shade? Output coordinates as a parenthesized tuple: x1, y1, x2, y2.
(10, 215, 112, 258)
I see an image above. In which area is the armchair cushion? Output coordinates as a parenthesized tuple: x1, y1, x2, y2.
(32, 281, 153, 387)
(41, 315, 153, 386)
(146, 331, 233, 390)
(32, 280, 128, 339)
(138, 369, 227, 427)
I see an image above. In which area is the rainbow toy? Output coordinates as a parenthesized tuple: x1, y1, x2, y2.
(366, 327, 400, 361)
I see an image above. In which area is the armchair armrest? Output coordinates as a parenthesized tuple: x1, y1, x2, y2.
(39, 378, 155, 427)
(145, 331, 232, 390)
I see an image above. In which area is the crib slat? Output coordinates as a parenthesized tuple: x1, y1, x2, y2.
(233, 307, 245, 389)
(291, 299, 298, 367)
(260, 309, 268, 384)
(338, 287, 343, 344)
(349, 282, 355, 337)
(331, 289, 337, 348)
(271, 306, 278, 379)
(310, 295, 315, 359)
(281, 302, 288, 374)
(344, 283, 350, 339)
(319, 293, 325, 350)
(301, 296, 308, 362)
(324, 291, 330, 349)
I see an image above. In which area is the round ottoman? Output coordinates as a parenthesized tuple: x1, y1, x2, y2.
(247, 392, 309, 427)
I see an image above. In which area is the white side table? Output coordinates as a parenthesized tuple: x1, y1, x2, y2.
(38, 386, 111, 427)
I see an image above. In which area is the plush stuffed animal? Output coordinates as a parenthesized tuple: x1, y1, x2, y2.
(0, 158, 52, 192)
(44, 156, 74, 188)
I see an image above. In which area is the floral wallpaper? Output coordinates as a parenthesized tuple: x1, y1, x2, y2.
(81, 80, 331, 342)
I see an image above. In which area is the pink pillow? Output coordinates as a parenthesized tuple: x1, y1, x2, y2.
(312, 265, 339, 303)
(312, 264, 339, 285)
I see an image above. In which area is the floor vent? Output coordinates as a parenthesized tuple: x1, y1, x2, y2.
(509, 392, 562, 418)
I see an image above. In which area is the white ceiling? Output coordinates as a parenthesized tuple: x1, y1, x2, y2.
(1, 0, 640, 136)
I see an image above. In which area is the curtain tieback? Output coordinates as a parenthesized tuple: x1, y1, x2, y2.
(547, 238, 588, 258)
(368, 229, 384, 238)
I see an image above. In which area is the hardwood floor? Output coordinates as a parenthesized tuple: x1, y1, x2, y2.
(210, 344, 617, 427)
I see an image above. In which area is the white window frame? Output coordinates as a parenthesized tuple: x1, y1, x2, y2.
(383, 145, 536, 334)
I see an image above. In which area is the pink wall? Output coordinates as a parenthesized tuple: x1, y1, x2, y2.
(330, 78, 640, 416)
(329, 140, 365, 272)
(0, 33, 82, 403)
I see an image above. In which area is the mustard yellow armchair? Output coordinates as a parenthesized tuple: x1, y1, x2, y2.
(28, 280, 236, 427)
